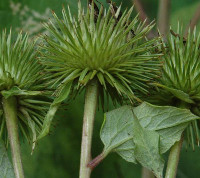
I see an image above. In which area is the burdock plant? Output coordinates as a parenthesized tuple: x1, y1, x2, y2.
(150, 27, 200, 178)
(38, 1, 161, 178)
(0, 30, 51, 178)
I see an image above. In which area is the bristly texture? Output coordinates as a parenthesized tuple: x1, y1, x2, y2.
(149, 27, 200, 149)
(159, 29, 200, 104)
(0, 30, 51, 150)
(40, 2, 161, 103)
(38, 2, 161, 139)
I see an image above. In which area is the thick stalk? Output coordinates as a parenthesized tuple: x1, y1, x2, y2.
(142, 167, 155, 178)
(157, 0, 171, 36)
(165, 137, 183, 178)
(79, 79, 98, 178)
(3, 96, 24, 178)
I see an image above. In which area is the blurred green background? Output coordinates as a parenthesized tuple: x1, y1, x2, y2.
(1, 0, 200, 177)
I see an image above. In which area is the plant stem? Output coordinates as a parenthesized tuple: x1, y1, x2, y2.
(157, 0, 171, 36)
(142, 167, 155, 178)
(3, 96, 25, 178)
(165, 136, 183, 178)
(184, 3, 200, 36)
(79, 79, 99, 178)
(87, 152, 105, 169)
(133, 0, 150, 24)
(132, 0, 156, 38)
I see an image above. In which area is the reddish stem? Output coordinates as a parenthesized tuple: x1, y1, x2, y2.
(87, 152, 105, 169)
(184, 3, 200, 36)
(133, 0, 150, 24)
(133, 0, 156, 38)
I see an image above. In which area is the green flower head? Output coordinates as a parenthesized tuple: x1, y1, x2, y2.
(0, 30, 51, 148)
(148, 27, 200, 148)
(40, 2, 161, 105)
(153, 28, 200, 106)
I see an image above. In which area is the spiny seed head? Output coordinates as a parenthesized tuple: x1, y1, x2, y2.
(0, 30, 51, 148)
(40, 2, 161, 105)
(147, 27, 200, 148)
(151, 28, 200, 106)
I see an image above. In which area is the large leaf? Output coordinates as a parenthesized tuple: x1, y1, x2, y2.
(134, 102, 197, 130)
(0, 140, 15, 178)
(100, 102, 198, 177)
(132, 112, 164, 178)
(100, 106, 136, 163)
(134, 102, 196, 153)
(157, 123, 188, 153)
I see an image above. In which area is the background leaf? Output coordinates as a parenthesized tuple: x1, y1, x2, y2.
(0, 140, 15, 178)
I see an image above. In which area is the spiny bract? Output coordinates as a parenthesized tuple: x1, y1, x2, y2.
(153, 28, 200, 105)
(150, 28, 200, 148)
(40, 2, 161, 105)
(0, 30, 51, 148)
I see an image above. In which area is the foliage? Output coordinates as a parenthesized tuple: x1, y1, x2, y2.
(98, 102, 198, 177)
(1, 0, 200, 178)
(0, 139, 15, 178)
(146, 28, 200, 149)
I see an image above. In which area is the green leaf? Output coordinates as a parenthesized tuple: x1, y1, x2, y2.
(155, 84, 194, 104)
(1, 86, 42, 99)
(100, 106, 136, 163)
(100, 102, 198, 177)
(134, 102, 197, 153)
(37, 82, 72, 140)
(134, 102, 197, 130)
(157, 123, 188, 153)
(132, 112, 164, 178)
(0, 140, 15, 178)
